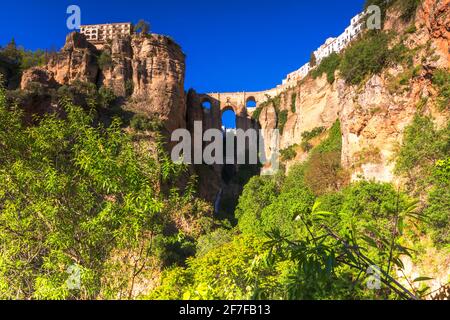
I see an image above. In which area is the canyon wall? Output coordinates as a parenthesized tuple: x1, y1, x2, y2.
(18, 0, 448, 197)
(257, 0, 449, 182)
(21, 32, 187, 133)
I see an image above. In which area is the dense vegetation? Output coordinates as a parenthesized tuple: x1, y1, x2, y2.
(151, 117, 446, 300)
(311, 53, 341, 84)
(395, 114, 450, 246)
(0, 83, 213, 299)
(0, 0, 448, 301)
(0, 39, 52, 89)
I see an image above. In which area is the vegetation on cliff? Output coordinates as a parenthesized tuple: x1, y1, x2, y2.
(0, 83, 212, 299)
(151, 121, 442, 300)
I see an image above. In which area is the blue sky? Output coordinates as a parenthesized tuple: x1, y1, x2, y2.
(1, 0, 365, 94)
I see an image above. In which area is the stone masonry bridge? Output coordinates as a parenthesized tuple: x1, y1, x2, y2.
(188, 86, 287, 132)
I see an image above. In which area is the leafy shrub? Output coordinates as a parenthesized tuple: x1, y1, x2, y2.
(98, 86, 117, 108)
(196, 229, 235, 258)
(277, 110, 288, 135)
(304, 151, 345, 195)
(364, 0, 421, 24)
(130, 114, 161, 131)
(251, 106, 263, 121)
(235, 176, 279, 236)
(57, 80, 98, 108)
(424, 158, 450, 246)
(291, 92, 297, 113)
(311, 53, 341, 84)
(154, 232, 196, 267)
(432, 68, 450, 111)
(300, 141, 313, 152)
(340, 32, 404, 85)
(397, 0, 421, 22)
(151, 235, 283, 300)
(302, 127, 326, 142)
(98, 51, 113, 70)
(0, 87, 193, 299)
(261, 186, 316, 237)
(280, 145, 297, 161)
(312, 121, 342, 154)
(395, 115, 449, 193)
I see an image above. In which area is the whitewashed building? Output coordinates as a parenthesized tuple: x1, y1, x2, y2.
(280, 11, 366, 88)
(80, 23, 132, 46)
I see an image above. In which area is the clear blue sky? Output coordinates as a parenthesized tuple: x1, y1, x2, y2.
(0, 0, 364, 93)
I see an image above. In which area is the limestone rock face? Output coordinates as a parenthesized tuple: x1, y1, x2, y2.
(99, 34, 187, 132)
(20, 67, 58, 90)
(22, 32, 187, 133)
(127, 34, 187, 132)
(271, 0, 449, 183)
(418, 0, 449, 68)
(46, 32, 100, 85)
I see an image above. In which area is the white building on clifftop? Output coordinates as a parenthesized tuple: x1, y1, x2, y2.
(80, 23, 132, 48)
(280, 11, 366, 88)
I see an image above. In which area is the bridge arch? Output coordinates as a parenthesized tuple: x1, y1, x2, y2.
(201, 97, 212, 112)
(246, 96, 257, 109)
(221, 105, 237, 129)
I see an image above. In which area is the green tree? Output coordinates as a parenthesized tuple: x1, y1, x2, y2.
(134, 20, 151, 35)
(395, 115, 449, 194)
(235, 176, 280, 236)
(0, 84, 194, 299)
(424, 158, 450, 246)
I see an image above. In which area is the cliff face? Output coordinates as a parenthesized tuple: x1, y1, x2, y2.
(104, 34, 187, 132)
(259, 0, 449, 182)
(21, 32, 186, 132)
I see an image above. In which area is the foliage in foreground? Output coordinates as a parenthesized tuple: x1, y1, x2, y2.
(0, 85, 211, 299)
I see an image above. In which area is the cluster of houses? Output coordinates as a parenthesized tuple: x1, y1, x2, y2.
(80, 23, 133, 49)
(280, 11, 366, 88)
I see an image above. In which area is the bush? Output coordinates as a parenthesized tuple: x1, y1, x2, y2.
(251, 106, 263, 121)
(235, 176, 279, 236)
(98, 51, 112, 70)
(277, 110, 288, 135)
(98, 86, 117, 109)
(364, 0, 421, 24)
(340, 32, 395, 85)
(0, 88, 194, 299)
(311, 53, 341, 84)
(395, 115, 449, 193)
(196, 229, 235, 258)
(432, 69, 450, 111)
(260, 186, 316, 237)
(280, 145, 297, 161)
(304, 151, 345, 195)
(291, 93, 297, 113)
(151, 235, 283, 300)
(130, 114, 161, 131)
(57, 80, 98, 108)
(312, 121, 342, 154)
(301, 141, 313, 152)
(398, 0, 421, 22)
(302, 127, 326, 142)
(424, 158, 450, 246)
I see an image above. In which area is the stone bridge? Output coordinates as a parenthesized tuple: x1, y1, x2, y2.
(187, 87, 285, 132)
